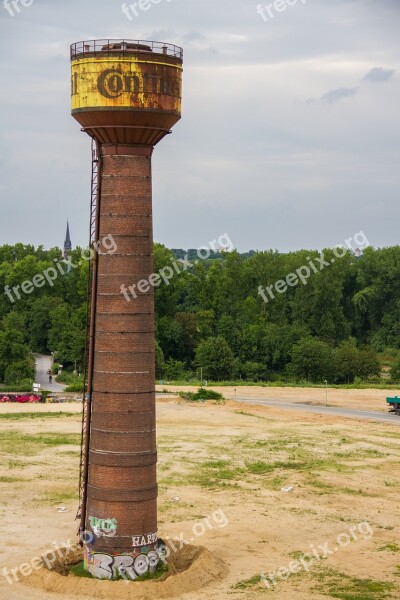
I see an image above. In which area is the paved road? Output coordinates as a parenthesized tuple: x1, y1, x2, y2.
(225, 394, 400, 426)
(34, 354, 66, 393)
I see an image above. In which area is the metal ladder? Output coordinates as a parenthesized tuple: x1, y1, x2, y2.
(76, 138, 100, 530)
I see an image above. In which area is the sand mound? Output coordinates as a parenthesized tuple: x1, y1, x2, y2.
(22, 543, 228, 599)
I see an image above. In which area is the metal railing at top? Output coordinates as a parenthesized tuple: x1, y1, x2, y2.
(70, 39, 183, 60)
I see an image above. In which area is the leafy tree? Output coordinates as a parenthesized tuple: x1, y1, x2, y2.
(288, 338, 335, 383)
(0, 329, 31, 382)
(4, 359, 34, 386)
(390, 354, 400, 382)
(29, 297, 64, 353)
(195, 336, 235, 381)
(335, 340, 361, 384)
(357, 347, 381, 380)
(163, 359, 188, 381)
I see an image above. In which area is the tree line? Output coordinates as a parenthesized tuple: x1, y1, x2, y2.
(0, 242, 400, 387)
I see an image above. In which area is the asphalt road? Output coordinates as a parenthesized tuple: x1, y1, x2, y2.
(34, 353, 66, 392)
(225, 394, 400, 426)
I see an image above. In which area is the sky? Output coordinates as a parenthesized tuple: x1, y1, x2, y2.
(0, 0, 399, 252)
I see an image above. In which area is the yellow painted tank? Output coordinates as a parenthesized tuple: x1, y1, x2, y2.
(70, 40, 183, 146)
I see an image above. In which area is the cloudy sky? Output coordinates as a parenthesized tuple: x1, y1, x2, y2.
(0, 0, 399, 252)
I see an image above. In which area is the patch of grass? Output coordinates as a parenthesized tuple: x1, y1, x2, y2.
(201, 460, 231, 469)
(246, 460, 308, 475)
(246, 461, 274, 474)
(29, 488, 78, 507)
(306, 478, 370, 497)
(189, 461, 243, 488)
(70, 562, 94, 579)
(210, 468, 238, 481)
(0, 476, 26, 483)
(334, 447, 387, 460)
(232, 574, 262, 589)
(32, 432, 81, 446)
(235, 410, 257, 417)
(307, 479, 336, 494)
(315, 569, 394, 600)
(7, 459, 27, 469)
(0, 412, 80, 421)
(0, 431, 81, 456)
(378, 542, 400, 553)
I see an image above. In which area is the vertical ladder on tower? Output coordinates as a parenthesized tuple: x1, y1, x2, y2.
(76, 138, 100, 528)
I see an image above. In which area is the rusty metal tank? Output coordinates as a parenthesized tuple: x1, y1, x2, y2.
(70, 39, 183, 580)
(71, 39, 182, 145)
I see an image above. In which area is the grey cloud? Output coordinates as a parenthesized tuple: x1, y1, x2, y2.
(362, 67, 395, 83)
(321, 87, 359, 104)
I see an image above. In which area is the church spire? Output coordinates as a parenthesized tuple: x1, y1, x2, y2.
(64, 221, 72, 259)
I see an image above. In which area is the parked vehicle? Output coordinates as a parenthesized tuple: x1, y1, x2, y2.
(386, 396, 400, 414)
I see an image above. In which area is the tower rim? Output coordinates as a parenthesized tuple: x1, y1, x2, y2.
(70, 39, 183, 62)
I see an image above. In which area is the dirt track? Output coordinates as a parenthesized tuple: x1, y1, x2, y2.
(156, 384, 396, 412)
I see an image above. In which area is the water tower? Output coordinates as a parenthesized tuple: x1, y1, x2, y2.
(70, 39, 183, 580)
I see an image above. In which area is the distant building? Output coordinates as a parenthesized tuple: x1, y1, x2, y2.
(64, 222, 72, 259)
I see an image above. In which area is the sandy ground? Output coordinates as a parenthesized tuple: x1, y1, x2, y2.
(1, 393, 400, 599)
(157, 384, 398, 412)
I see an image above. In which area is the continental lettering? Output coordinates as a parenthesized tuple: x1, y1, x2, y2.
(97, 68, 180, 99)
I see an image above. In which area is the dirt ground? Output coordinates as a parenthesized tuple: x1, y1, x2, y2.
(1, 390, 400, 599)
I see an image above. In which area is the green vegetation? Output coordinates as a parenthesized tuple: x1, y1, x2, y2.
(179, 388, 223, 402)
(0, 430, 81, 456)
(2, 242, 400, 384)
(55, 372, 84, 385)
(378, 543, 400, 553)
(0, 245, 86, 386)
(231, 566, 397, 598)
(0, 476, 25, 483)
(232, 574, 263, 589)
(0, 412, 80, 421)
(315, 569, 394, 600)
(64, 382, 84, 392)
(70, 562, 95, 579)
(390, 355, 400, 382)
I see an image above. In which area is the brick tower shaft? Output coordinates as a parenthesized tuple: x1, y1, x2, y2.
(85, 145, 158, 574)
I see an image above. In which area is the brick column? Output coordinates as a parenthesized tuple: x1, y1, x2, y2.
(84, 145, 159, 580)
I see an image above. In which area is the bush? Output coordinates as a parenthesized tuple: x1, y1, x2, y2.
(56, 372, 84, 385)
(4, 360, 35, 386)
(65, 382, 84, 393)
(179, 388, 223, 402)
(0, 380, 35, 393)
